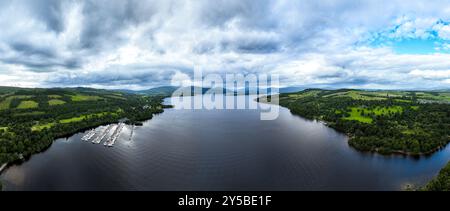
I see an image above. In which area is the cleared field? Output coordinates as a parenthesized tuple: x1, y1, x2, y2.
(324, 91, 388, 101)
(395, 99, 411, 103)
(287, 90, 321, 99)
(416, 92, 450, 102)
(17, 100, 39, 109)
(370, 106, 403, 115)
(345, 91, 388, 101)
(59, 112, 112, 123)
(343, 107, 373, 123)
(32, 111, 120, 131)
(363, 91, 407, 98)
(49, 99, 66, 106)
(59, 116, 87, 123)
(411, 106, 419, 110)
(48, 95, 62, 98)
(0, 95, 32, 110)
(32, 123, 55, 131)
(70, 94, 103, 102)
(342, 106, 403, 123)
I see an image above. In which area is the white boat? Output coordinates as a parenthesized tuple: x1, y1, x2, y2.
(81, 129, 96, 141)
(92, 125, 114, 144)
(105, 123, 125, 147)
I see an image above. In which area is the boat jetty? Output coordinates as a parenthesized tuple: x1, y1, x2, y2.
(92, 125, 114, 144)
(82, 118, 130, 147)
(81, 129, 96, 141)
(129, 125, 135, 141)
(104, 123, 125, 147)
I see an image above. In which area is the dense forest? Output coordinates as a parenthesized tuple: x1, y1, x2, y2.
(424, 162, 450, 191)
(268, 89, 450, 190)
(0, 86, 168, 167)
(271, 89, 450, 155)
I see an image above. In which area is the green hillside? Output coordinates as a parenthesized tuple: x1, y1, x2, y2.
(0, 87, 167, 165)
(268, 89, 450, 155)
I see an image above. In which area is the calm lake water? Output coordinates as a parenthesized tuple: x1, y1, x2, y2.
(1, 95, 450, 190)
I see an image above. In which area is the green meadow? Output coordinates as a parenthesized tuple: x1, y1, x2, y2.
(17, 100, 39, 109)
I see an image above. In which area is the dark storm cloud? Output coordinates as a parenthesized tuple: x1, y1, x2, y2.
(198, 0, 277, 29)
(221, 38, 280, 54)
(1, 57, 81, 71)
(10, 42, 56, 58)
(0, 0, 450, 89)
(29, 0, 65, 33)
(1, 42, 80, 71)
(46, 64, 190, 87)
(78, 0, 158, 50)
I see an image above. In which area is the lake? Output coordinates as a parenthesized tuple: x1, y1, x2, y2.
(1, 95, 449, 190)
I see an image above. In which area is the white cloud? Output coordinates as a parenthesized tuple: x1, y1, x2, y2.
(434, 23, 450, 40)
(409, 69, 450, 79)
(0, 0, 450, 90)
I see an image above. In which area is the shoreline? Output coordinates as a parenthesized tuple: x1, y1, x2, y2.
(323, 119, 448, 157)
(270, 101, 449, 157)
(0, 163, 6, 173)
(258, 96, 448, 158)
(0, 108, 166, 177)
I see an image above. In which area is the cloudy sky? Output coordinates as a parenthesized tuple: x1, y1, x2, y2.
(0, 0, 450, 90)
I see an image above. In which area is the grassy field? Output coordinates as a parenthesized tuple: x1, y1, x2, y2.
(346, 91, 388, 101)
(59, 116, 88, 124)
(17, 100, 39, 109)
(48, 95, 62, 98)
(416, 92, 450, 102)
(0, 95, 32, 110)
(342, 106, 403, 124)
(395, 99, 411, 103)
(48, 99, 66, 106)
(370, 106, 403, 115)
(288, 89, 450, 103)
(31, 123, 55, 131)
(59, 112, 113, 123)
(70, 94, 103, 102)
(105, 95, 127, 100)
(32, 111, 120, 131)
(343, 107, 374, 123)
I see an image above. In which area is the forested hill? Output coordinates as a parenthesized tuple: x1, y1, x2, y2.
(0, 86, 167, 165)
(271, 89, 450, 155)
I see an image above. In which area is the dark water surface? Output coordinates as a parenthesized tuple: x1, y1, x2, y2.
(1, 95, 449, 190)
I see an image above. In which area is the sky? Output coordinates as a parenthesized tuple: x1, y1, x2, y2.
(0, 0, 450, 90)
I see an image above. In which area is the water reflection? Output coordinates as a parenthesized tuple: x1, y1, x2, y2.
(1, 95, 449, 190)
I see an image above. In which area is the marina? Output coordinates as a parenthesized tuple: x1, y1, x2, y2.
(104, 123, 125, 147)
(129, 125, 135, 141)
(92, 125, 114, 144)
(2, 95, 450, 191)
(81, 129, 96, 141)
(79, 123, 128, 147)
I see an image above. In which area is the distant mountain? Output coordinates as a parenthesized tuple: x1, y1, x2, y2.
(139, 86, 179, 96)
(432, 89, 450, 92)
(113, 85, 323, 96)
(279, 86, 307, 94)
(119, 86, 233, 96)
